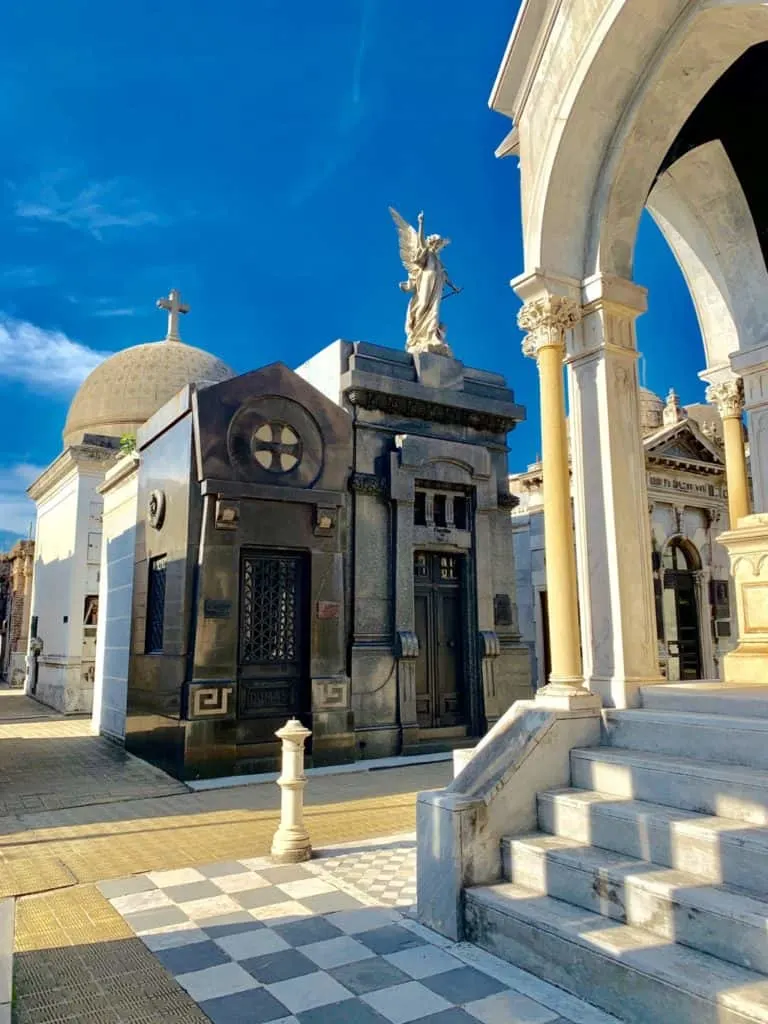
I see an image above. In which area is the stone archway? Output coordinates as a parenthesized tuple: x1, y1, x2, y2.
(496, 0, 768, 706)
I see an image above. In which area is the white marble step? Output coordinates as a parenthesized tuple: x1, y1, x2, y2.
(641, 683, 768, 718)
(537, 788, 768, 896)
(571, 746, 768, 824)
(602, 709, 768, 770)
(502, 831, 768, 973)
(465, 882, 768, 1024)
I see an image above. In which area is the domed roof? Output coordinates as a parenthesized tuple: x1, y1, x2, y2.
(638, 386, 664, 436)
(64, 338, 234, 446)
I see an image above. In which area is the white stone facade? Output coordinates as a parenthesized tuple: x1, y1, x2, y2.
(26, 446, 117, 713)
(511, 391, 736, 689)
(91, 454, 139, 742)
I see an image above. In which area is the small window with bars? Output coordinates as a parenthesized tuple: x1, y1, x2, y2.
(145, 555, 167, 654)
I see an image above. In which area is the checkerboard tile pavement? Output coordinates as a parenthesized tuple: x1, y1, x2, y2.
(100, 841, 623, 1024)
(312, 838, 417, 909)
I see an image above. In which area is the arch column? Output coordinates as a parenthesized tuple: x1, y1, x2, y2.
(705, 378, 750, 527)
(731, 343, 768, 515)
(566, 274, 664, 708)
(515, 272, 599, 710)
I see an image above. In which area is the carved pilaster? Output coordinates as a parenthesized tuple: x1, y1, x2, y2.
(395, 630, 419, 750)
(706, 378, 744, 420)
(518, 296, 582, 360)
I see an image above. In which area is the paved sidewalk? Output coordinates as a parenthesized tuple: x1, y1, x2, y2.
(0, 691, 186, 819)
(99, 838, 622, 1024)
(9, 759, 451, 1023)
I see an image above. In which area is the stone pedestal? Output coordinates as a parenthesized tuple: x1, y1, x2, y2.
(719, 514, 768, 684)
(271, 718, 313, 864)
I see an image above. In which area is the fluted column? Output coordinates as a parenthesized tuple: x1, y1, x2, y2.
(706, 379, 750, 528)
(518, 295, 597, 709)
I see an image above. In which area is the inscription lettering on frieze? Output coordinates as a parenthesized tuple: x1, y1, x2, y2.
(204, 599, 232, 619)
(648, 474, 721, 499)
(244, 686, 292, 709)
(316, 601, 340, 620)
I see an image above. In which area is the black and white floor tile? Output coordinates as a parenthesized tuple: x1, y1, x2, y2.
(99, 840, 622, 1024)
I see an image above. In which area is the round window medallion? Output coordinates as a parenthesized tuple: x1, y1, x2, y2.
(250, 421, 303, 473)
(227, 396, 323, 486)
(148, 489, 166, 530)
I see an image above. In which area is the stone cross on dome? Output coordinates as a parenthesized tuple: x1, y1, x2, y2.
(156, 288, 189, 342)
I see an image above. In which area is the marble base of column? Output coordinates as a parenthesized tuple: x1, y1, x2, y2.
(535, 680, 601, 711)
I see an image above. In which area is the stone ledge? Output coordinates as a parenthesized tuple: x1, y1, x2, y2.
(416, 698, 600, 940)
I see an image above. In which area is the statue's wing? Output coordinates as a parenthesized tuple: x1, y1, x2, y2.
(389, 207, 419, 275)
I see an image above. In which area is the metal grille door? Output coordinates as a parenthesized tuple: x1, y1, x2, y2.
(238, 551, 307, 718)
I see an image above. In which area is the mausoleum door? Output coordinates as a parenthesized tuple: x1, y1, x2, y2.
(413, 551, 465, 730)
(661, 540, 703, 682)
(237, 549, 309, 720)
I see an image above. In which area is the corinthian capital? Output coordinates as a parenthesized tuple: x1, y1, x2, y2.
(517, 296, 582, 359)
(705, 378, 744, 419)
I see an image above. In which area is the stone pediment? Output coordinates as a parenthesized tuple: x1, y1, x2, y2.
(193, 362, 352, 492)
(644, 420, 724, 470)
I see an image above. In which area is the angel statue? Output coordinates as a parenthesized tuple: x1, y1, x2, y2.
(389, 207, 461, 356)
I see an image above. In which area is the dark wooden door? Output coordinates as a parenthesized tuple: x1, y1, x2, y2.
(413, 552, 465, 729)
(238, 550, 309, 719)
(673, 572, 702, 680)
(665, 570, 702, 681)
(539, 590, 551, 688)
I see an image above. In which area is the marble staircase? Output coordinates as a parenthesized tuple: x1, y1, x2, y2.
(464, 684, 768, 1024)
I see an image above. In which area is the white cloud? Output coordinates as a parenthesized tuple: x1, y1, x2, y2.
(0, 315, 107, 392)
(14, 176, 160, 240)
(0, 464, 43, 537)
(92, 307, 136, 318)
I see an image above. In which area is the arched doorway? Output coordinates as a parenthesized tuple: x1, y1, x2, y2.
(660, 537, 702, 681)
(496, 0, 768, 705)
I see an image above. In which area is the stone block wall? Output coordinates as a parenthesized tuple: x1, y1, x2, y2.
(0, 540, 34, 686)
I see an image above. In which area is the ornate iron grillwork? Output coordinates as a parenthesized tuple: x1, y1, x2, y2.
(145, 555, 167, 653)
(240, 554, 300, 664)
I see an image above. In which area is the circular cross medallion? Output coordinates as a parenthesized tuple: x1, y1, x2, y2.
(148, 489, 166, 530)
(227, 396, 324, 487)
(250, 421, 302, 474)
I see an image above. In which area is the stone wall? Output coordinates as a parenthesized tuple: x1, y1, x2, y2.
(0, 540, 34, 686)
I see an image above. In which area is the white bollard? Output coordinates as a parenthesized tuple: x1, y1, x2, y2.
(271, 717, 312, 864)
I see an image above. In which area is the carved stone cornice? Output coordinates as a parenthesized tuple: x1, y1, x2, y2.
(349, 472, 388, 497)
(705, 378, 744, 420)
(27, 444, 119, 502)
(497, 491, 520, 510)
(345, 388, 518, 434)
(518, 296, 582, 360)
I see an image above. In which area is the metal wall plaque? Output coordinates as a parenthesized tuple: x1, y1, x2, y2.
(316, 601, 340, 620)
(204, 599, 232, 619)
(494, 594, 513, 627)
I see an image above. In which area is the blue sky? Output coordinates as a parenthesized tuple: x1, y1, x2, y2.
(0, 0, 706, 540)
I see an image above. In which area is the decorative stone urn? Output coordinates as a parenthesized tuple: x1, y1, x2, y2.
(718, 514, 768, 685)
